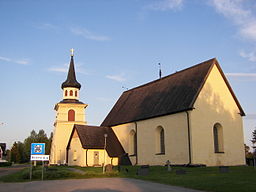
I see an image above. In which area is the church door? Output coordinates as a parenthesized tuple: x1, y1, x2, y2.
(93, 151, 99, 166)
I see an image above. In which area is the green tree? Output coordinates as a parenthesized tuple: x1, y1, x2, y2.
(46, 132, 53, 155)
(252, 128, 256, 145)
(245, 144, 253, 158)
(10, 142, 18, 162)
(23, 130, 37, 161)
(10, 141, 25, 163)
(251, 128, 256, 158)
(10, 129, 53, 163)
(23, 129, 52, 161)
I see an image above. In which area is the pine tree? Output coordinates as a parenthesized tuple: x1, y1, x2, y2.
(10, 129, 53, 163)
(252, 129, 256, 145)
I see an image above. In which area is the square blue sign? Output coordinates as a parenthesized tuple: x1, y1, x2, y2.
(31, 143, 45, 155)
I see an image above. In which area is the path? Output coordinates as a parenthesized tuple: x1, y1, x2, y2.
(0, 164, 29, 177)
(0, 178, 205, 192)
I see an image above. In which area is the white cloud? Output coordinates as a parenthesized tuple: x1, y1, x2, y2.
(211, 0, 249, 20)
(240, 50, 256, 62)
(0, 56, 11, 62)
(210, 0, 256, 41)
(48, 63, 88, 74)
(240, 21, 256, 41)
(106, 73, 126, 82)
(70, 27, 110, 41)
(0, 56, 29, 65)
(146, 0, 184, 11)
(48, 67, 68, 73)
(15, 59, 29, 65)
(210, 0, 256, 63)
(37, 23, 59, 31)
(225, 73, 256, 77)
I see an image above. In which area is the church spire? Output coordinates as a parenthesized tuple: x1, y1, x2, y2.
(61, 49, 81, 90)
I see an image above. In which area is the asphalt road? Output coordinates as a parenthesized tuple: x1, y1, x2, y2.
(0, 178, 204, 192)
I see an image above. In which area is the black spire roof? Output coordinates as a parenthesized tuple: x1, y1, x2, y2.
(61, 55, 81, 89)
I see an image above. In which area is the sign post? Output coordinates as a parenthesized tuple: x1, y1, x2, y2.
(30, 143, 49, 180)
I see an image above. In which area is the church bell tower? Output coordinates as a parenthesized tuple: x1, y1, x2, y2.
(50, 49, 87, 165)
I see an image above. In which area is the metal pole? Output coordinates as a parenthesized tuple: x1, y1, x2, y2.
(30, 160, 32, 180)
(42, 161, 44, 180)
(103, 134, 107, 174)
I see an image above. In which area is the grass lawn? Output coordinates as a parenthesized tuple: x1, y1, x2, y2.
(0, 165, 119, 182)
(1, 165, 256, 192)
(119, 166, 256, 192)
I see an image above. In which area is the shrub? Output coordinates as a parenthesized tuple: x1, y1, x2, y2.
(0, 162, 12, 167)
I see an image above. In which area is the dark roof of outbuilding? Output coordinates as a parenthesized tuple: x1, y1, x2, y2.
(67, 125, 125, 157)
(101, 58, 245, 127)
(61, 56, 81, 90)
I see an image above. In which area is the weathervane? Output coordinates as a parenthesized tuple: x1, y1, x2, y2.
(70, 48, 74, 56)
(158, 63, 162, 79)
(122, 86, 129, 91)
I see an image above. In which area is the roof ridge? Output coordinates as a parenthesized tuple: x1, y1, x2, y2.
(123, 58, 216, 93)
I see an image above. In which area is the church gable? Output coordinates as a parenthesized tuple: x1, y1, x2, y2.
(194, 60, 245, 116)
(189, 62, 245, 166)
(194, 61, 245, 117)
(68, 129, 83, 150)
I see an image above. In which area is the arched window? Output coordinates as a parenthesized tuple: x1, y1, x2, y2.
(213, 123, 224, 153)
(129, 130, 137, 155)
(75, 91, 77, 97)
(160, 128, 165, 154)
(65, 90, 68, 96)
(70, 90, 73, 96)
(156, 126, 165, 154)
(68, 109, 75, 121)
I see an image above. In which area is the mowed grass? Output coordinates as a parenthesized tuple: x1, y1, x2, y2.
(119, 166, 256, 192)
(0, 166, 119, 182)
(1, 165, 256, 192)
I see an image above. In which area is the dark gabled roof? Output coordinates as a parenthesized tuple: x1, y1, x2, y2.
(61, 56, 81, 90)
(67, 125, 125, 157)
(101, 58, 245, 127)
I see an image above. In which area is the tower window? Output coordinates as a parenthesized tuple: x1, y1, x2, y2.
(70, 90, 73, 96)
(65, 90, 68, 96)
(68, 109, 75, 121)
(75, 91, 77, 97)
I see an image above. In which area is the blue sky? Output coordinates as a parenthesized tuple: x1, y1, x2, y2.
(1, 0, 256, 149)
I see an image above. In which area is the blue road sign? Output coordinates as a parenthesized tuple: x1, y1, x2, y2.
(31, 143, 45, 155)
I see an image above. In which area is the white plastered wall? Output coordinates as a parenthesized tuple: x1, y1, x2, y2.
(112, 112, 189, 165)
(190, 64, 245, 166)
(68, 131, 118, 166)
